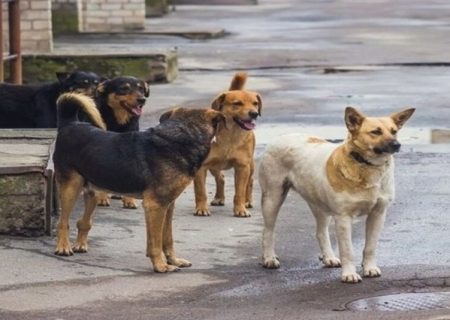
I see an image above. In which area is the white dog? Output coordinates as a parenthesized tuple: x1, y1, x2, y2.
(259, 106, 415, 283)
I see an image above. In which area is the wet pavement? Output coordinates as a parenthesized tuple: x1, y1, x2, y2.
(1, 0, 450, 319)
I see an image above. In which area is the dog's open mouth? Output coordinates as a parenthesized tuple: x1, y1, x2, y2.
(233, 118, 256, 130)
(121, 102, 144, 117)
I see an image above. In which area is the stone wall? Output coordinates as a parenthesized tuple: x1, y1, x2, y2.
(78, 0, 145, 32)
(19, 0, 53, 53)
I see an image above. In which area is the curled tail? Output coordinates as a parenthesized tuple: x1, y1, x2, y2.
(229, 72, 247, 91)
(56, 92, 106, 130)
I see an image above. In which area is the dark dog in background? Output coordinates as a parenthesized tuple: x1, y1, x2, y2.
(0, 71, 101, 128)
(53, 93, 225, 272)
(93, 76, 150, 209)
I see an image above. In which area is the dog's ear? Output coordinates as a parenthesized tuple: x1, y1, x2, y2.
(159, 109, 174, 123)
(56, 72, 70, 84)
(143, 80, 150, 98)
(345, 106, 365, 133)
(390, 108, 415, 129)
(211, 93, 226, 111)
(206, 110, 227, 129)
(96, 80, 108, 96)
(256, 94, 262, 116)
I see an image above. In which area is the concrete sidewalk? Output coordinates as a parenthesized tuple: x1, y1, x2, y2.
(1, 0, 450, 319)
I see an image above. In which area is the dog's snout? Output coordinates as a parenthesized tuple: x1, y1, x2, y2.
(389, 140, 401, 153)
(137, 97, 146, 105)
(248, 110, 259, 119)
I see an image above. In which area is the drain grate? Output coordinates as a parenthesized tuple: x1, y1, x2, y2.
(346, 292, 450, 311)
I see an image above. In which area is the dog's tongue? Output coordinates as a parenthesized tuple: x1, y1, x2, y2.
(131, 106, 143, 116)
(243, 121, 256, 130)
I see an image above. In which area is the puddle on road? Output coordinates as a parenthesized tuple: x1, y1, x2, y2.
(255, 124, 434, 146)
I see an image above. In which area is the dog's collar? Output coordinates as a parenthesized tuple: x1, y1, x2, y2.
(350, 151, 374, 166)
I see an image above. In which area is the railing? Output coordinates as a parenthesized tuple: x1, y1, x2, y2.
(0, 0, 21, 84)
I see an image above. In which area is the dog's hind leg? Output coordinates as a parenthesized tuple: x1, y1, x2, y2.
(245, 160, 255, 209)
(72, 189, 97, 253)
(309, 205, 341, 268)
(259, 162, 290, 269)
(233, 164, 252, 217)
(210, 169, 225, 206)
(163, 202, 192, 268)
(55, 172, 84, 256)
(362, 200, 387, 278)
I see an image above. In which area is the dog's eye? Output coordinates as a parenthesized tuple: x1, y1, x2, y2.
(252, 101, 259, 106)
(391, 129, 397, 135)
(370, 129, 383, 136)
(232, 101, 243, 106)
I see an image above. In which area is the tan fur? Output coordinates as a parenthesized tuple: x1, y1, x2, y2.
(260, 106, 415, 283)
(57, 93, 107, 130)
(194, 72, 261, 217)
(307, 136, 328, 144)
(106, 93, 134, 125)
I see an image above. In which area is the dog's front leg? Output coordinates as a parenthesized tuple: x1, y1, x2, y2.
(363, 201, 388, 278)
(143, 196, 178, 272)
(163, 202, 192, 268)
(194, 167, 210, 216)
(335, 215, 362, 283)
(233, 164, 251, 217)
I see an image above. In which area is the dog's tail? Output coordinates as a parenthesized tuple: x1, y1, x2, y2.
(56, 92, 106, 130)
(229, 72, 247, 91)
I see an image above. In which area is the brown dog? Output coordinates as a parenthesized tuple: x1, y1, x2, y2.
(194, 72, 262, 217)
(53, 93, 224, 272)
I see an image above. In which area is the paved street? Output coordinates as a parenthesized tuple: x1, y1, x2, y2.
(1, 0, 450, 319)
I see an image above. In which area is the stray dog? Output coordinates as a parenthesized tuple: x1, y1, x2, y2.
(259, 107, 415, 283)
(94, 76, 150, 209)
(194, 72, 261, 217)
(53, 93, 225, 272)
(0, 71, 101, 128)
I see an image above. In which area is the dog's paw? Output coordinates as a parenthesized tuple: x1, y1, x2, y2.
(167, 257, 192, 268)
(55, 242, 74, 256)
(363, 266, 381, 278)
(319, 255, 341, 268)
(341, 272, 362, 283)
(153, 263, 180, 273)
(72, 242, 88, 253)
(263, 256, 280, 269)
(194, 207, 210, 216)
(210, 198, 225, 206)
(97, 197, 111, 207)
(122, 197, 138, 209)
(245, 202, 253, 209)
(234, 207, 251, 217)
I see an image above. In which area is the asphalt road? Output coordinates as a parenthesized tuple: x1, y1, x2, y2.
(1, 0, 450, 319)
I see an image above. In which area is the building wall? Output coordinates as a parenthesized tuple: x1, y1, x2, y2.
(78, 0, 145, 32)
(19, 0, 53, 53)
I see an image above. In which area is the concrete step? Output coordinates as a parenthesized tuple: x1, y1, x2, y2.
(0, 130, 56, 236)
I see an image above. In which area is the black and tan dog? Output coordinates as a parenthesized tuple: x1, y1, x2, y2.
(194, 72, 261, 217)
(0, 71, 101, 128)
(53, 92, 225, 272)
(93, 76, 150, 209)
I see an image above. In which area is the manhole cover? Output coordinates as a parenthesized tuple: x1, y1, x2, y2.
(346, 292, 450, 311)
